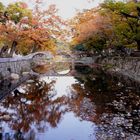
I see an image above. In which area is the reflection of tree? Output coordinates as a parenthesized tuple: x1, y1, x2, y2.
(0, 78, 68, 135)
(46, 96, 68, 128)
(69, 81, 115, 124)
(73, 69, 140, 139)
(68, 83, 96, 122)
(75, 65, 93, 74)
(0, 68, 139, 139)
(70, 71, 118, 123)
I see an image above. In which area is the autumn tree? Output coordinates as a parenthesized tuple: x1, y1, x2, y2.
(0, 1, 65, 57)
(70, 0, 140, 56)
(70, 7, 113, 54)
(0, 2, 33, 56)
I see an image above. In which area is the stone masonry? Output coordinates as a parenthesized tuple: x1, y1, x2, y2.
(0, 57, 32, 79)
(98, 57, 140, 82)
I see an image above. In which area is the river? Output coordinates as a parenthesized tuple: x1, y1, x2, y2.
(0, 65, 140, 140)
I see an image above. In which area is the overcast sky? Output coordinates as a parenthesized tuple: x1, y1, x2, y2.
(0, 0, 103, 19)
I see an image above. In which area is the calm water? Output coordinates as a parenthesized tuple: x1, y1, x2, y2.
(0, 65, 140, 140)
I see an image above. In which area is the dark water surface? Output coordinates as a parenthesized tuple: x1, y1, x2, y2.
(0, 66, 140, 140)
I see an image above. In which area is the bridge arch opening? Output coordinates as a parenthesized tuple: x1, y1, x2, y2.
(53, 62, 72, 76)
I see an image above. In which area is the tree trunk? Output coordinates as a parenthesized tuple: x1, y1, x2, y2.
(30, 45, 37, 53)
(0, 45, 9, 57)
(136, 40, 140, 50)
(9, 41, 18, 57)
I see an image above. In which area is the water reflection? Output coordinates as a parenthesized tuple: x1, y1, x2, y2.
(0, 66, 139, 139)
(54, 62, 71, 75)
(0, 78, 68, 139)
(32, 62, 53, 74)
(73, 69, 140, 139)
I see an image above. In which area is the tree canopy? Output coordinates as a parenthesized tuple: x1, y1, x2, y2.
(70, 0, 140, 55)
(0, 0, 140, 57)
(0, 1, 66, 57)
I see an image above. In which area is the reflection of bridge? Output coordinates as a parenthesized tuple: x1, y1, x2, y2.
(35, 60, 100, 76)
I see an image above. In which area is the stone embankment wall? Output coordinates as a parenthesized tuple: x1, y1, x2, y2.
(0, 58, 32, 79)
(97, 57, 140, 82)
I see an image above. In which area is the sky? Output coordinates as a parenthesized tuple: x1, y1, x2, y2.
(0, 0, 103, 19)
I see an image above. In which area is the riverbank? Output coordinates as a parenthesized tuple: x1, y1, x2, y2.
(96, 56, 140, 84)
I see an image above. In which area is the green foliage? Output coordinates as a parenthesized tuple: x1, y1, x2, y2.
(101, 0, 140, 50)
(73, 44, 87, 51)
(72, 0, 140, 54)
(0, 2, 4, 12)
(84, 35, 107, 53)
(6, 2, 32, 24)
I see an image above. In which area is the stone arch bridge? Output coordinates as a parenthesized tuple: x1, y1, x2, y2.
(0, 52, 98, 78)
